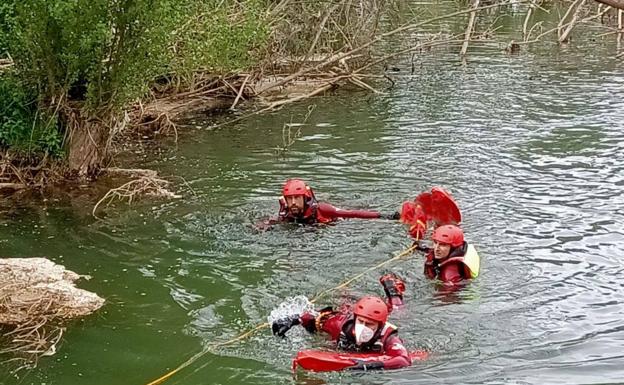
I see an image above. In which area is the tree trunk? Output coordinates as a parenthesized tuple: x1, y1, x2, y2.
(67, 113, 110, 177)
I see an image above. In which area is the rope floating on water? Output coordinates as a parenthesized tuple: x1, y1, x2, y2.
(144, 244, 417, 385)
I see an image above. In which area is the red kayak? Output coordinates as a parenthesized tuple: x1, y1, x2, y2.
(292, 349, 429, 372)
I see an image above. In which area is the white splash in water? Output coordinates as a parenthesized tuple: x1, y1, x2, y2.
(267, 295, 317, 323)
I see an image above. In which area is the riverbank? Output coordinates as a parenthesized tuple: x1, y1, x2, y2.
(1, 0, 623, 197)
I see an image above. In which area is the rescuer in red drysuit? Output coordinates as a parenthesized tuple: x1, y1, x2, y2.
(399, 188, 480, 286)
(417, 224, 480, 284)
(272, 287, 411, 371)
(259, 179, 400, 228)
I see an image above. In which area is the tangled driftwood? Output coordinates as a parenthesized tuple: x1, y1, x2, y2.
(0, 258, 104, 370)
(93, 171, 182, 218)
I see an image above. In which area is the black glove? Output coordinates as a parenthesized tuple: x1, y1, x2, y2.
(381, 211, 400, 220)
(412, 240, 430, 252)
(271, 315, 301, 337)
(347, 359, 384, 371)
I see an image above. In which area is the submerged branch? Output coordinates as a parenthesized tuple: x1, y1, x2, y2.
(92, 175, 181, 218)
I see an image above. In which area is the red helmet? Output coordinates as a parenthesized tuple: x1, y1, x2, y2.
(432, 224, 464, 247)
(353, 296, 388, 324)
(282, 179, 312, 198)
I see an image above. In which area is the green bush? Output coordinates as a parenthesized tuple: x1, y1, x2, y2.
(0, 1, 15, 56)
(3, 0, 269, 108)
(171, 1, 269, 78)
(5, 0, 181, 109)
(0, 75, 63, 156)
(0, 0, 270, 160)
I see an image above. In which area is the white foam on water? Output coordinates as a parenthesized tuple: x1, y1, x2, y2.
(267, 295, 317, 323)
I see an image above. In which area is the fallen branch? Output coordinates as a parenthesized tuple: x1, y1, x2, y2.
(256, 0, 530, 95)
(101, 167, 158, 178)
(560, 0, 588, 43)
(0, 183, 26, 192)
(520, 5, 611, 44)
(92, 176, 181, 218)
(460, 0, 482, 56)
(230, 74, 251, 110)
(212, 75, 348, 129)
(594, 0, 624, 10)
(349, 76, 383, 93)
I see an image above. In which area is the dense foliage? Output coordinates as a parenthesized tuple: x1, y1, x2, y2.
(0, 0, 268, 158)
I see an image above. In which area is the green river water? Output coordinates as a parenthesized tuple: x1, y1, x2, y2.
(2, 2, 624, 384)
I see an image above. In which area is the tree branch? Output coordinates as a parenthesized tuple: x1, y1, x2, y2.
(594, 0, 624, 10)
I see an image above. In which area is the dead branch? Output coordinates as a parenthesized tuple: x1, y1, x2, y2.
(524, 0, 537, 38)
(274, 104, 316, 156)
(230, 74, 251, 110)
(92, 175, 181, 218)
(520, 5, 611, 44)
(349, 76, 383, 93)
(560, 0, 588, 43)
(461, 0, 482, 56)
(559, 0, 584, 36)
(303, 4, 340, 64)
(101, 167, 158, 178)
(0, 183, 26, 192)
(594, 0, 624, 10)
(618, 9, 623, 48)
(256, 0, 530, 95)
(354, 36, 468, 74)
(213, 75, 348, 129)
(525, 20, 545, 42)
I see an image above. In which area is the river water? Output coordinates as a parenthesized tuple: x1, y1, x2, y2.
(2, 3, 624, 385)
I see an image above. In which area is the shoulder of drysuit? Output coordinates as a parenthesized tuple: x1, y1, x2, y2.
(440, 242, 480, 280)
(440, 242, 479, 265)
(382, 325, 404, 347)
(300, 307, 349, 338)
(439, 242, 469, 264)
(380, 323, 404, 349)
(382, 321, 398, 335)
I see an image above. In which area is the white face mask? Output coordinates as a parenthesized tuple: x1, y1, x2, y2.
(354, 322, 375, 345)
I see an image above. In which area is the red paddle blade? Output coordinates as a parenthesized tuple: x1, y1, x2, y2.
(414, 192, 433, 215)
(429, 187, 461, 225)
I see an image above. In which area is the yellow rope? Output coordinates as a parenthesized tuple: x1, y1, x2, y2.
(143, 244, 416, 385)
(310, 244, 416, 303)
